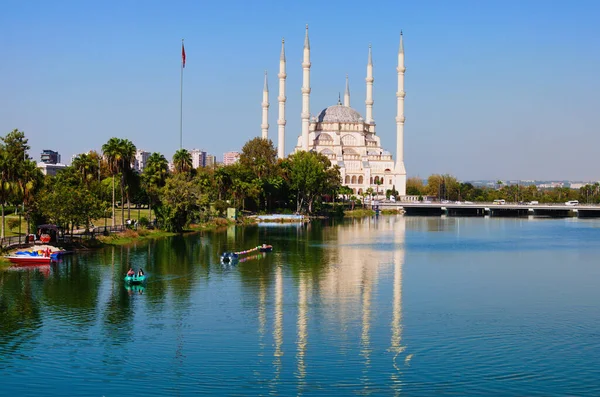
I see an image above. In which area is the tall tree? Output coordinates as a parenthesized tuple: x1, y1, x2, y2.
(0, 130, 30, 239)
(141, 152, 169, 220)
(172, 149, 192, 174)
(286, 151, 341, 214)
(119, 139, 136, 221)
(102, 138, 122, 227)
(102, 138, 136, 226)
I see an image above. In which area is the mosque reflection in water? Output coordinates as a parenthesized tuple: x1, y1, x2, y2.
(252, 215, 408, 393)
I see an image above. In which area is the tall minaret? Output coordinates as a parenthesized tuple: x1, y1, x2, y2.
(365, 44, 374, 124)
(395, 32, 407, 191)
(277, 39, 287, 159)
(301, 25, 311, 151)
(261, 71, 269, 139)
(344, 74, 350, 107)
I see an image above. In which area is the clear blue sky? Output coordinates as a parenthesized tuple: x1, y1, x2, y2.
(2, 0, 599, 180)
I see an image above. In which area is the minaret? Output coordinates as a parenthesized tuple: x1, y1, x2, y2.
(301, 25, 311, 151)
(365, 44, 374, 124)
(344, 74, 350, 107)
(261, 71, 269, 139)
(277, 39, 287, 159)
(395, 32, 407, 190)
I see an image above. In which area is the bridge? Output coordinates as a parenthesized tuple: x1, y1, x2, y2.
(378, 202, 600, 218)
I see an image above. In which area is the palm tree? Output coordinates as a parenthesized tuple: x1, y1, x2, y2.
(142, 152, 169, 221)
(172, 149, 192, 173)
(119, 139, 136, 222)
(0, 149, 14, 239)
(102, 138, 122, 227)
(374, 178, 383, 199)
(17, 160, 43, 234)
(72, 152, 99, 186)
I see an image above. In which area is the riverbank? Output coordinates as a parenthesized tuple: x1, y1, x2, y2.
(98, 228, 178, 245)
(344, 208, 404, 217)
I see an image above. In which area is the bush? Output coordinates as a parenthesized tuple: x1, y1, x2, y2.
(138, 216, 150, 228)
(7, 218, 21, 231)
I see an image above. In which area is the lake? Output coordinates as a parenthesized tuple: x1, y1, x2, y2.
(2, 216, 600, 396)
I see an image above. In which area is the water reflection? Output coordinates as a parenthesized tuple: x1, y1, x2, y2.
(296, 274, 308, 394)
(272, 265, 284, 391)
(1, 216, 409, 395)
(391, 217, 406, 395)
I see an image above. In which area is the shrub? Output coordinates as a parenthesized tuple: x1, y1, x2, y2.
(138, 216, 150, 228)
(7, 218, 21, 232)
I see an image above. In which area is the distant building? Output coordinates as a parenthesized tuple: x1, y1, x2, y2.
(40, 150, 61, 164)
(190, 149, 207, 169)
(223, 151, 240, 165)
(205, 154, 216, 168)
(134, 150, 151, 173)
(37, 162, 67, 176)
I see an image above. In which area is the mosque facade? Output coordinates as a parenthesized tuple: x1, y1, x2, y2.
(261, 26, 407, 197)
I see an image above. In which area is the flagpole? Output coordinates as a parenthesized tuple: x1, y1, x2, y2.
(180, 38, 184, 149)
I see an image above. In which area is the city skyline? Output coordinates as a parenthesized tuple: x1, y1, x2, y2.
(2, 1, 599, 180)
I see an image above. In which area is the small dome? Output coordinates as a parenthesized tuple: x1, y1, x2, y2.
(317, 105, 363, 123)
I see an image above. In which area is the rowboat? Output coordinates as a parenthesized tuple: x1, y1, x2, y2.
(220, 252, 239, 263)
(258, 244, 273, 252)
(6, 256, 54, 266)
(124, 275, 147, 284)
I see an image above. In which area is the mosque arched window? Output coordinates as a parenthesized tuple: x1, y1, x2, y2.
(345, 175, 350, 184)
(370, 177, 373, 184)
(358, 176, 363, 184)
(341, 134, 356, 146)
(351, 176, 357, 184)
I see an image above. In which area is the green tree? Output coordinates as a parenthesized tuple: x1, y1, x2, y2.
(0, 130, 31, 239)
(102, 138, 136, 226)
(102, 138, 122, 227)
(406, 177, 425, 196)
(172, 149, 192, 173)
(72, 152, 101, 187)
(141, 152, 169, 219)
(286, 151, 341, 214)
(155, 173, 201, 232)
(38, 167, 103, 234)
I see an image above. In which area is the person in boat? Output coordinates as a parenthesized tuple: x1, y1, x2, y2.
(127, 268, 135, 277)
(137, 268, 144, 277)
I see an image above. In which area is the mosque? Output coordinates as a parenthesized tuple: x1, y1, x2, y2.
(260, 26, 407, 197)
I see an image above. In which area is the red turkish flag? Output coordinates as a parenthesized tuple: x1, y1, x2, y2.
(182, 42, 186, 68)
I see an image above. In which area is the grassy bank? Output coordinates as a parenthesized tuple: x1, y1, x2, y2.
(344, 209, 376, 217)
(344, 208, 404, 217)
(98, 228, 177, 245)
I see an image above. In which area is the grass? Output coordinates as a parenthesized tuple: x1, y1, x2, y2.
(98, 228, 176, 245)
(92, 207, 156, 228)
(344, 209, 377, 217)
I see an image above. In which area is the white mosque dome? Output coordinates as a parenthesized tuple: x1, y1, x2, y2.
(317, 105, 363, 123)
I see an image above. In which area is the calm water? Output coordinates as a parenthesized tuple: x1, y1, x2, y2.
(2, 216, 600, 396)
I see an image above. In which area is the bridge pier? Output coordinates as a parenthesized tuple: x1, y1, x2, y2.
(490, 208, 529, 217)
(447, 207, 486, 217)
(533, 209, 573, 218)
(403, 206, 444, 216)
(576, 209, 600, 218)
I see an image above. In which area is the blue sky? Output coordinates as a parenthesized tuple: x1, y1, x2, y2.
(1, 0, 599, 180)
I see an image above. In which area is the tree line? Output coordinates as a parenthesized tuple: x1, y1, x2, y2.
(1, 131, 343, 237)
(407, 174, 595, 203)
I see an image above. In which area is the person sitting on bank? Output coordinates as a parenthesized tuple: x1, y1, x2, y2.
(137, 268, 144, 277)
(127, 268, 135, 277)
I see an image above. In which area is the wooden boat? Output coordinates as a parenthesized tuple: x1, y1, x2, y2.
(258, 244, 273, 253)
(6, 256, 54, 266)
(124, 275, 147, 284)
(220, 252, 239, 263)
